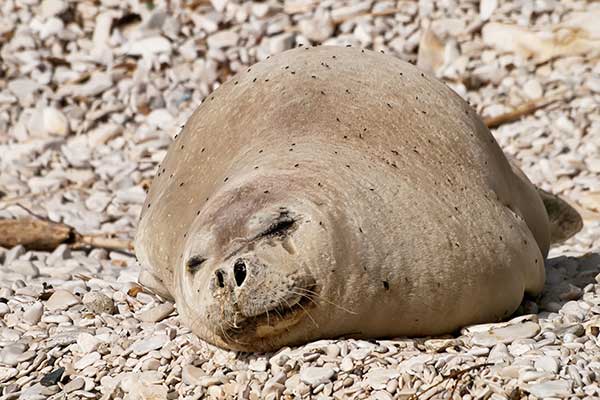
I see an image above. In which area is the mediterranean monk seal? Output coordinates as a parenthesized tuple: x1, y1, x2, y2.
(135, 46, 582, 352)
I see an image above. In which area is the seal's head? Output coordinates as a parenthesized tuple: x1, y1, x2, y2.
(174, 175, 334, 351)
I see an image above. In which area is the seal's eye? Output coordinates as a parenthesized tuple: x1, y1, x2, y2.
(186, 256, 206, 274)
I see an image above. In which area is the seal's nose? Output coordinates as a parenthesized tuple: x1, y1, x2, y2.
(233, 259, 247, 287)
(214, 269, 225, 288)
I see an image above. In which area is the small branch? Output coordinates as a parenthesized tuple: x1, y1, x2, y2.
(409, 363, 492, 400)
(73, 234, 134, 252)
(483, 96, 568, 129)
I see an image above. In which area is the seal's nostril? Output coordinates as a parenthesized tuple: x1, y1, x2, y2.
(233, 260, 247, 287)
(215, 270, 225, 288)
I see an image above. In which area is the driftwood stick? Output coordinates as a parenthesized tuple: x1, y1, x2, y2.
(0, 219, 73, 251)
(0, 218, 134, 252)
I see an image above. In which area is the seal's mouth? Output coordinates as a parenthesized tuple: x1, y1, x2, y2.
(225, 284, 318, 340)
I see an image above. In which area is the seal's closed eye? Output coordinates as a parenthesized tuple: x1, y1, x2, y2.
(186, 255, 206, 274)
(260, 214, 295, 238)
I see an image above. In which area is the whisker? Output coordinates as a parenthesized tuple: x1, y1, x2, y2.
(292, 287, 358, 315)
(265, 306, 270, 326)
(293, 296, 319, 328)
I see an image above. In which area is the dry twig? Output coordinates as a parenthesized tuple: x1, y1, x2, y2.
(483, 96, 569, 129)
(409, 363, 492, 400)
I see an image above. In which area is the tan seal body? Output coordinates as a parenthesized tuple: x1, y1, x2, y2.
(135, 46, 581, 351)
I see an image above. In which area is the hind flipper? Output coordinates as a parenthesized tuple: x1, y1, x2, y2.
(537, 188, 583, 244)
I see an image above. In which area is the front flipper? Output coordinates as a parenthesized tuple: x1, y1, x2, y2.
(138, 269, 174, 301)
(537, 188, 583, 244)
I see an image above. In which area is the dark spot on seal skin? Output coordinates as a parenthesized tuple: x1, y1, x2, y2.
(383, 281, 390, 290)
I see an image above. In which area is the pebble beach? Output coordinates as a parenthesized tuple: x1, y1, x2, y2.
(1, 0, 600, 399)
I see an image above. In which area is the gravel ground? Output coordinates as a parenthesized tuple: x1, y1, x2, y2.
(1, 0, 600, 399)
